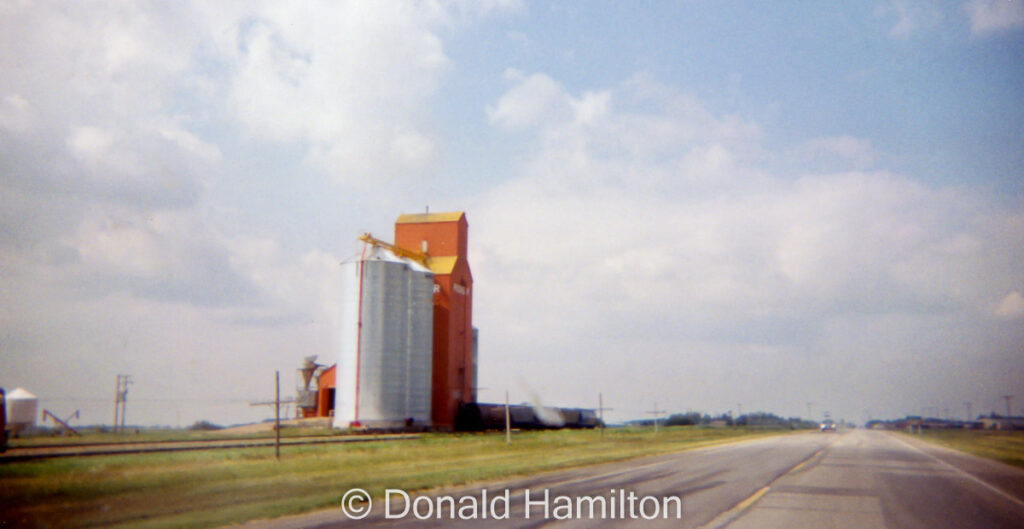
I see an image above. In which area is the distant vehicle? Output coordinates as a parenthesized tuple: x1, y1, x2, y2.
(820, 419, 837, 432)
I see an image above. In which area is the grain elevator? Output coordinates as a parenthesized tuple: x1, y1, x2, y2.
(329, 211, 476, 430)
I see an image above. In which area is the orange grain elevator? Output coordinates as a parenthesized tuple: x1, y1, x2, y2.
(394, 212, 476, 429)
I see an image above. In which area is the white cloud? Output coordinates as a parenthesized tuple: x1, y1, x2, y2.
(0, 94, 34, 133)
(224, 2, 465, 185)
(0, 3, 1019, 428)
(158, 123, 222, 163)
(994, 291, 1024, 319)
(0, 1, 522, 427)
(964, 0, 1024, 36)
(874, 1, 942, 38)
(2, 1, 506, 195)
(67, 126, 116, 162)
(61, 210, 256, 306)
(0, 2, 218, 207)
(488, 69, 574, 128)
(475, 71, 1024, 418)
(486, 71, 763, 196)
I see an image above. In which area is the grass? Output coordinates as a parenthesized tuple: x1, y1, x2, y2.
(6, 427, 339, 448)
(0, 426, 789, 528)
(904, 429, 1024, 468)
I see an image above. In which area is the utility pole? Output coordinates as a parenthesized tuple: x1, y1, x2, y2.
(806, 402, 813, 422)
(1002, 395, 1013, 418)
(113, 377, 119, 432)
(505, 389, 511, 444)
(113, 374, 132, 433)
(597, 393, 613, 440)
(964, 401, 972, 422)
(275, 370, 281, 461)
(646, 402, 666, 435)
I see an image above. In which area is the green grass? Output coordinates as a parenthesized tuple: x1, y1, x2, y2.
(0, 426, 789, 528)
(906, 429, 1024, 468)
(6, 426, 340, 448)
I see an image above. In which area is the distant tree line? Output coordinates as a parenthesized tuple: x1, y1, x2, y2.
(631, 411, 817, 429)
(189, 420, 223, 431)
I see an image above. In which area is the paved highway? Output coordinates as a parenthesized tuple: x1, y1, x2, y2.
(236, 430, 1024, 529)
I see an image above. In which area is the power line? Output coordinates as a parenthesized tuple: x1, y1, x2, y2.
(39, 397, 266, 403)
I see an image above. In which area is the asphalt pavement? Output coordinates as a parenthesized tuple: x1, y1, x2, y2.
(233, 429, 1024, 529)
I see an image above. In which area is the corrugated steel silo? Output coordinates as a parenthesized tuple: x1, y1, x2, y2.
(334, 245, 433, 428)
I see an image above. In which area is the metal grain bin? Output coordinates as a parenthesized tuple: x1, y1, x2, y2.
(6, 387, 37, 434)
(334, 246, 433, 428)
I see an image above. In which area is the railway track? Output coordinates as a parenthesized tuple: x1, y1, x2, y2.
(0, 433, 420, 462)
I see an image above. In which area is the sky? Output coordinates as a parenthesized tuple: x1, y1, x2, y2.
(1, 0, 1022, 428)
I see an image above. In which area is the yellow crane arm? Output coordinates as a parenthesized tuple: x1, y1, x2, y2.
(358, 233, 429, 265)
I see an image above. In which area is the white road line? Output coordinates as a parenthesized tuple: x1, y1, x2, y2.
(886, 433, 1024, 509)
(495, 433, 793, 498)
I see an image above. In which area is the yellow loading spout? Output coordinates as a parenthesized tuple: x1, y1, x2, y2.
(358, 233, 429, 266)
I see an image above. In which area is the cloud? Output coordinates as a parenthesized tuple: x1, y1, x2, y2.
(0, 1, 509, 305)
(1, 3, 1019, 427)
(205, 1, 518, 188)
(475, 70, 1024, 417)
(0, 1, 520, 426)
(158, 123, 222, 163)
(0, 3, 217, 212)
(994, 291, 1024, 319)
(874, 1, 943, 38)
(488, 69, 575, 128)
(68, 126, 116, 162)
(61, 210, 262, 307)
(487, 71, 762, 195)
(224, 3, 457, 185)
(964, 0, 1024, 36)
(0, 94, 34, 133)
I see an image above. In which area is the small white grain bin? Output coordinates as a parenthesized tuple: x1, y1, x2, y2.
(6, 387, 38, 435)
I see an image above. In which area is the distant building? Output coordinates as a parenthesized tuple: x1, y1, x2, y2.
(978, 415, 1024, 430)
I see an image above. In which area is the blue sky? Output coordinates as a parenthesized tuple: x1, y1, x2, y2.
(1, 1, 1022, 427)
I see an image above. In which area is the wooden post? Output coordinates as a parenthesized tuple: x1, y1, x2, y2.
(113, 375, 120, 434)
(646, 402, 665, 435)
(275, 371, 281, 460)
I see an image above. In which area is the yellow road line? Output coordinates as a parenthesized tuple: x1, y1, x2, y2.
(731, 485, 771, 512)
(698, 434, 840, 529)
